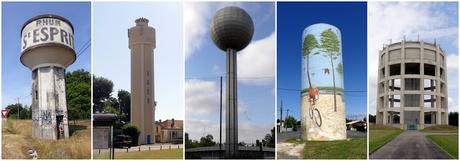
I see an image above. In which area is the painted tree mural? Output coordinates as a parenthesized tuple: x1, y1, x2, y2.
(302, 34, 319, 88)
(320, 28, 340, 112)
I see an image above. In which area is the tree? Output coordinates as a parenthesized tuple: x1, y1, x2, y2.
(122, 124, 141, 146)
(93, 76, 114, 112)
(66, 69, 91, 122)
(449, 112, 458, 126)
(368, 114, 376, 123)
(199, 134, 216, 147)
(185, 133, 195, 149)
(285, 116, 297, 129)
(117, 90, 131, 122)
(5, 103, 31, 119)
(302, 34, 319, 88)
(320, 28, 341, 112)
(263, 127, 275, 148)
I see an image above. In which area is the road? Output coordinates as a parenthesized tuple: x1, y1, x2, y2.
(370, 131, 451, 159)
(277, 131, 301, 143)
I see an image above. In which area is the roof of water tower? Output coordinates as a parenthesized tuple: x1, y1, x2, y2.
(135, 17, 149, 26)
(21, 14, 74, 34)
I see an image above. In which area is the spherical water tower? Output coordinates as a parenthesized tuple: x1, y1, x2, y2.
(210, 6, 254, 158)
(20, 14, 76, 140)
(300, 23, 346, 141)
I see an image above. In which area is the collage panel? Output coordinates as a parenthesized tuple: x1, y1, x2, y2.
(91, 2, 184, 159)
(1, 1, 92, 159)
(368, 2, 459, 159)
(276, 2, 368, 159)
(184, 1, 276, 159)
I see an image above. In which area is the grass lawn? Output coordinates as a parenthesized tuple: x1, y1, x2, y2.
(94, 149, 183, 159)
(427, 135, 458, 159)
(2, 119, 91, 159)
(422, 125, 459, 159)
(303, 138, 367, 159)
(421, 125, 458, 133)
(369, 125, 403, 153)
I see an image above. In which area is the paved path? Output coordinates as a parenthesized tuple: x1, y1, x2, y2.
(370, 131, 451, 159)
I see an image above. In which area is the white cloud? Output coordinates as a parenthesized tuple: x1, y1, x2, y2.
(184, 2, 211, 59)
(185, 79, 220, 116)
(368, 2, 458, 114)
(238, 32, 276, 85)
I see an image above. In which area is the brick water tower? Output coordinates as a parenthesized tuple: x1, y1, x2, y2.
(20, 14, 76, 140)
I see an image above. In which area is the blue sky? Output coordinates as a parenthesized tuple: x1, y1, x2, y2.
(185, 2, 275, 143)
(2, 2, 91, 108)
(277, 2, 368, 121)
(93, 2, 183, 120)
(368, 2, 458, 114)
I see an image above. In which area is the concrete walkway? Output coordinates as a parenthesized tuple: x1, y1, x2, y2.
(370, 131, 451, 159)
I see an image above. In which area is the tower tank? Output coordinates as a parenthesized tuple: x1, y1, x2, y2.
(20, 14, 76, 140)
(300, 23, 346, 141)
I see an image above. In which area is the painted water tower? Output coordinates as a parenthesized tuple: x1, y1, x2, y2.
(300, 23, 346, 141)
(20, 14, 76, 140)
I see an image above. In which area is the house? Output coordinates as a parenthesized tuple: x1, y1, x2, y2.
(155, 119, 183, 144)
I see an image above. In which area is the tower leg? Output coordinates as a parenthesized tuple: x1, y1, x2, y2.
(226, 48, 238, 158)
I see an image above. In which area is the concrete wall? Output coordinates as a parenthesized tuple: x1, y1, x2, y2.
(376, 41, 448, 130)
(31, 66, 69, 140)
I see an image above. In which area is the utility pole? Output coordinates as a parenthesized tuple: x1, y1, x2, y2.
(219, 76, 223, 151)
(280, 100, 283, 133)
(286, 108, 290, 131)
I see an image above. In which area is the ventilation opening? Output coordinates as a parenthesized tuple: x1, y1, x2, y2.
(390, 64, 401, 76)
(388, 95, 401, 108)
(424, 64, 435, 76)
(404, 94, 420, 107)
(405, 78, 420, 90)
(424, 79, 436, 92)
(424, 95, 436, 108)
(405, 63, 420, 74)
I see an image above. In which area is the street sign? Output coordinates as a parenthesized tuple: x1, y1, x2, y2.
(2, 109, 10, 118)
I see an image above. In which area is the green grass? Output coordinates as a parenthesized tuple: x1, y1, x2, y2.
(421, 125, 458, 133)
(369, 125, 403, 153)
(93, 149, 183, 159)
(427, 135, 458, 159)
(303, 138, 366, 159)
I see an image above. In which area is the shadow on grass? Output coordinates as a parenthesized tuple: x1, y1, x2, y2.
(69, 125, 87, 137)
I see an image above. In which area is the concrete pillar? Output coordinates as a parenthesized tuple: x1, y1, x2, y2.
(226, 48, 238, 157)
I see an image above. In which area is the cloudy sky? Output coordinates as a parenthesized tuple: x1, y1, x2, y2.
(185, 2, 275, 144)
(93, 2, 183, 120)
(368, 2, 459, 114)
(2, 2, 91, 108)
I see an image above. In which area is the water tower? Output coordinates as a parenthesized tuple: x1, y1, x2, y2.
(20, 14, 76, 140)
(210, 6, 254, 157)
(128, 17, 156, 145)
(300, 23, 346, 141)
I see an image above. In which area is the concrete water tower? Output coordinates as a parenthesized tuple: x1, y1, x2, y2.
(210, 6, 254, 158)
(20, 14, 76, 140)
(128, 17, 156, 145)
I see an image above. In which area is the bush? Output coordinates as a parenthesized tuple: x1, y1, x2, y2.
(122, 124, 140, 146)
